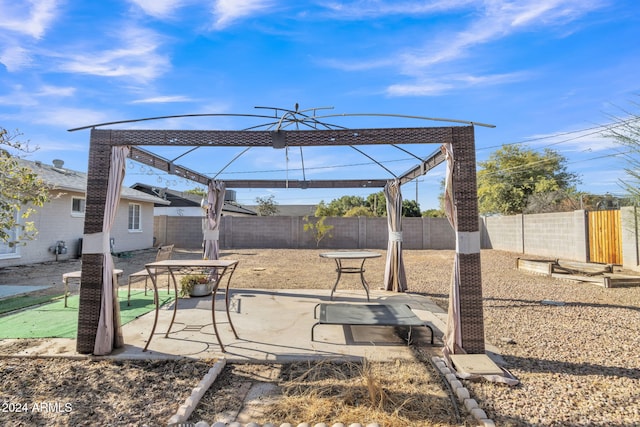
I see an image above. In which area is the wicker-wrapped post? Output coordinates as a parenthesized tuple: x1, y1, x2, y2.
(450, 126, 485, 354)
(77, 130, 112, 354)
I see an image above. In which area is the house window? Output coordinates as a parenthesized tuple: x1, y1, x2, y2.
(0, 212, 20, 259)
(128, 203, 141, 231)
(71, 197, 85, 216)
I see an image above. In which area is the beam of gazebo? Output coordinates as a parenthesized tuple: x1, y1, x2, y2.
(95, 127, 454, 147)
(224, 179, 388, 189)
(129, 141, 448, 188)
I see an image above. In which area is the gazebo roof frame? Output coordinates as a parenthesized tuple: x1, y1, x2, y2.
(125, 132, 447, 189)
(70, 108, 494, 189)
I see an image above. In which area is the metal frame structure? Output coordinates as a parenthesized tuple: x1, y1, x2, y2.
(75, 112, 487, 355)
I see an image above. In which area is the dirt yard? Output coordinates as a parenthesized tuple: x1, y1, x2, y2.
(1, 248, 639, 426)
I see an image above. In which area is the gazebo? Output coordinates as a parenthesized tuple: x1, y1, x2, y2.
(71, 108, 491, 357)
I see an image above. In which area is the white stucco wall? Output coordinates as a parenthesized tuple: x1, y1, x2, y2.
(0, 191, 156, 267)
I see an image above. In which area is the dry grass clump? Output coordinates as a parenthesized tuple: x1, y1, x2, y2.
(261, 358, 468, 427)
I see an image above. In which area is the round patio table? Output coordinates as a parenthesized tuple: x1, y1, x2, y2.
(319, 251, 381, 301)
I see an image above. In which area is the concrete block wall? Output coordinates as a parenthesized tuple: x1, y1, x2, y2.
(621, 206, 640, 270)
(363, 217, 388, 248)
(522, 210, 588, 262)
(483, 210, 588, 262)
(156, 216, 204, 249)
(154, 210, 640, 270)
(322, 217, 359, 249)
(426, 217, 456, 250)
(154, 215, 457, 250)
(482, 215, 523, 253)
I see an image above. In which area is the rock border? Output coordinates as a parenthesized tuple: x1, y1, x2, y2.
(431, 356, 495, 427)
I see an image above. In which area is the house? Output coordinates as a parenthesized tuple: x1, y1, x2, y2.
(0, 159, 168, 267)
(130, 183, 257, 217)
(130, 183, 257, 249)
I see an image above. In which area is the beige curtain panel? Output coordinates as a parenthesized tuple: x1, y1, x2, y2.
(383, 178, 407, 292)
(441, 143, 463, 358)
(203, 180, 225, 261)
(93, 146, 129, 355)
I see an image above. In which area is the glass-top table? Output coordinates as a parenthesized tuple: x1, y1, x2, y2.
(143, 259, 239, 352)
(319, 251, 382, 301)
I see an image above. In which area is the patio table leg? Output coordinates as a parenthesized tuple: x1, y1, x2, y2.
(164, 269, 179, 338)
(358, 258, 371, 301)
(223, 265, 239, 339)
(329, 259, 343, 300)
(142, 270, 161, 352)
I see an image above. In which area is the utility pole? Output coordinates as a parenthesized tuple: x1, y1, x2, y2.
(415, 178, 423, 204)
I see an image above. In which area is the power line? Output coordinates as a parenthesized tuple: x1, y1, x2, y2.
(480, 117, 640, 152)
(127, 156, 418, 177)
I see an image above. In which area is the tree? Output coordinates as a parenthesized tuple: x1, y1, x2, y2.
(344, 206, 375, 217)
(523, 190, 580, 214)
(477, 145, 580, 215)
(402, 199, 421, 217)
(315, 195, 365, 217)
(303, 216, 333, 247)
(422, 209, 445, 218)
(314, 201, 336, 217)
(605, 101, 640, 202)
(255, 194, 279, 216)
(367, 191, 421, 217)
(317, 192, 421, 217)
(0, 128, 50, 245)
(184, 187, 206, 197)
(366, 191, 386, 216)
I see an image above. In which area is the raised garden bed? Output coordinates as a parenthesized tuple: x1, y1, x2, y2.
(516, 258, 640, 288)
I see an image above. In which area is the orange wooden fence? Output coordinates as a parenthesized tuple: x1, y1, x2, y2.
(588, 209, 622, 264)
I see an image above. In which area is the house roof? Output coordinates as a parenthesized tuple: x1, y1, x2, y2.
(18, 158, 169, 205)
(246, 204, 318, 216)
(130, 183, 257, 215)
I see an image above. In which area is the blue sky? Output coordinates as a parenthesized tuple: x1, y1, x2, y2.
(1, 0, 639, 210)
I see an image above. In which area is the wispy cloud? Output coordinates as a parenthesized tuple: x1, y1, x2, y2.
(131, 95, 193, 104)
(127, 0, 185, 19)
(387, 71, 528, 96)
(525, 126, 619, 154)
(321, 0, 476, 19)
(28, 138, 87, 155)
(320, 1, 608, 96)
(0, 46, 33, 72)
(0, 0, 59, 39)
(0, 83, 75, 108)
(0, 0, 61, 71)
(386, 81, 454, 97)
(36, 85, 76, 97)
(31, 107, 111, 129)
(321, 57, 396, 72)
(212, 0, 275, 30)
(56, 26, 170, 83)
(399, 0, 606, 71)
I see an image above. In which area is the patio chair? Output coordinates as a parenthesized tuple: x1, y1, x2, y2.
(61, 269, 124, 308)
(127, 245, 174, 305)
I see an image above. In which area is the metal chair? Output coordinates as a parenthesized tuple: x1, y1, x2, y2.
(126, 245, 174, 305)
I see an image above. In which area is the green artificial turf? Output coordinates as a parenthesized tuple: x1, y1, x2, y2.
(0, 293, 65, 315)
(0, 290, 174, 339)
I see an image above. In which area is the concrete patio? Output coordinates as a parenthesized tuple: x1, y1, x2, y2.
(0, 288, 447, 362)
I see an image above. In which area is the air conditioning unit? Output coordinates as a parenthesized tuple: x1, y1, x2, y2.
(224, 190, 237, 202)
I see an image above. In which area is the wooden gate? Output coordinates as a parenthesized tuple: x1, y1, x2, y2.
(588, 209, 622, 264)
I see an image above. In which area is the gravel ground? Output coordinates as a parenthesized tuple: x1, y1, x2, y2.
(1, 248, 639, 426)
(402, 250, 640, 427)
